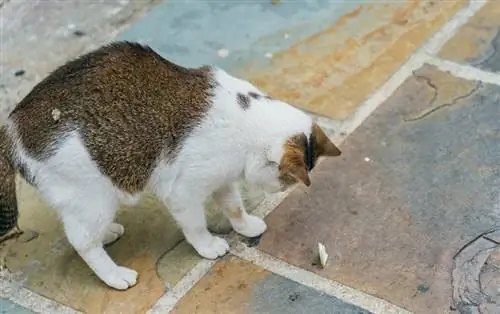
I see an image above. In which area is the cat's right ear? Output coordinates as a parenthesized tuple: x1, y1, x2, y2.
(312, 123, 341, 157)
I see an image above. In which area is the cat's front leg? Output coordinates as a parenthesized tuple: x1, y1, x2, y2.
(213, 183, 267, 238)
(167, 191, 229, 259)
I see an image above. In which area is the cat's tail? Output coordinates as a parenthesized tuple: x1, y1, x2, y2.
(0, 125, 19, 239)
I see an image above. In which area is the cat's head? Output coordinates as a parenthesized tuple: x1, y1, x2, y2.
(246, 122, 341, 193)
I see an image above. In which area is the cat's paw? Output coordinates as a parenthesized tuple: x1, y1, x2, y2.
(195, 236, 230, 260)
(102, 266, 138, 290)
(103, 223, 125, 245)
(233, 215, 267, 238)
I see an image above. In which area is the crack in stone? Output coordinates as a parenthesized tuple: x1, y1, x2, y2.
(404, 76, 482, 122)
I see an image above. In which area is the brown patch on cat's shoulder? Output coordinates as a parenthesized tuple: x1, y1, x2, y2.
(236, 93, 251, 110)
(9, 41, 215, 193)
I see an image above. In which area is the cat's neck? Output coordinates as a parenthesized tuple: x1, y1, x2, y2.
(211, 67, 313, 149)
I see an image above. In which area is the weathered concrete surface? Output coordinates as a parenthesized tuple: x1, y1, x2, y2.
(0, 0, 160, 113)
(439, 1, 500, 72)
(171, 255, 371, 314)
(258, 65, 500, 313)
(0, 299, 33, 314)
(121, 0, 467, 120)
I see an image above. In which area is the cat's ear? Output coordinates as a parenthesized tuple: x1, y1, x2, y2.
(312, 123, 341, 157)
(280, 140, 311, 187)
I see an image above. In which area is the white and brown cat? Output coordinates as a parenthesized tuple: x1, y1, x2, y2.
(0, 41, 341, 290)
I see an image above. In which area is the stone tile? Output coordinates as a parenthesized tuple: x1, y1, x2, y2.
(439, 1, 500, 72)
(0, 299, 34, 314)
(258, 64, 500, 312)
(121, 0, 466, 120)
(6, 168, 260, 311)
(246, 1, 467, 120)
(171, 255, 371, 314)
(7, 183, 171, 313)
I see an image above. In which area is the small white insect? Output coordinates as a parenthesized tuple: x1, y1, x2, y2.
(318, 242, 328, 268)
(284, 33, 290, 39)
(364, 157, 371, 162)
(265, 52, 273, 59)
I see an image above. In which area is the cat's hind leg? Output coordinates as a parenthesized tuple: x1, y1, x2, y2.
(59, 196, 137, 290)
(39, 179, 137, 290)
(213, 183, 267, 238)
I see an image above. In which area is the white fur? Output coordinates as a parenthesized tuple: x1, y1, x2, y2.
(7, 67, 313, 290)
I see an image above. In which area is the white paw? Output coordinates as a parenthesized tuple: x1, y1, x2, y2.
(233, 215, 267, 238)
(102, 266, 138, 290)
(194, 236, 229, 260)
(103, 223, 125, 245)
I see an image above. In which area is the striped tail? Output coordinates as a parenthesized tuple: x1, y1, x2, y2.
(0, 126, 18, 238)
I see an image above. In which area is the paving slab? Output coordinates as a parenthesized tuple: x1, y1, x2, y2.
(120, 0, 466, 120)
(0, 299, 33, 314)
(1, 2, 266, 312)
(439, 1, 500, 72)
(171, 255, 371, 314)
(258, 64, 500, 313)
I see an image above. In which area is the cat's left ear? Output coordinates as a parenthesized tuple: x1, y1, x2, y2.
(312, 123, 341, 157)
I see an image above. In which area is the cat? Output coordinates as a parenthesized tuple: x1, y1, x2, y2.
(0, 41, 341, 290)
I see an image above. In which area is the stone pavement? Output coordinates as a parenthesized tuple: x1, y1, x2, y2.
(1, 0, 500, 313)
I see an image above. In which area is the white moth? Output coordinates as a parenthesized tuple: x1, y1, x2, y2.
(318, 242, 328, 268)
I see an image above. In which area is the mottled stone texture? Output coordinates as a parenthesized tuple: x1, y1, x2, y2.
(439, 1, 500, 72)
(121, 0, 466, 120)
(171, 255, 371, 314)
(258, 65, 500, 313)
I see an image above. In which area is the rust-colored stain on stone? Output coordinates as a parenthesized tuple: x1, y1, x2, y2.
(245, 0, 467, 120)
(171, 255, 269, 314)
(439, 1, 500, 67)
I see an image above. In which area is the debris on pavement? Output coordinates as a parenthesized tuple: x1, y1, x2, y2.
(14, 70, 25, 77)
(318, 242, 328, 268)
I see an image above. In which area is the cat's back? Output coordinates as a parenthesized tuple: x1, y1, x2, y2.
(8, 42, 215, 193)
(11, 41, 211, 118)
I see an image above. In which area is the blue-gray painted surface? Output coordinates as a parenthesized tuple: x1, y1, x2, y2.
(380, 81, 500, 239)
(0, 299, 34, 314)
(119, 0, 360, 69)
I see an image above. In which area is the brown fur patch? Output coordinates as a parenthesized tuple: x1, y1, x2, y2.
(279, 123, 341, 187)
(0, 127, 18, 237)
(236, 93, 251, 110)
(9, 41, 215, 193)
(280, 133, 310, 187)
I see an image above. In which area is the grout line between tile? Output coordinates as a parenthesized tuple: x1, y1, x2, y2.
(338, 0, 485, 137)
(231, 244, 412, 314)
(426, 56, 500, 85)
(146, 259, 215, 314)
